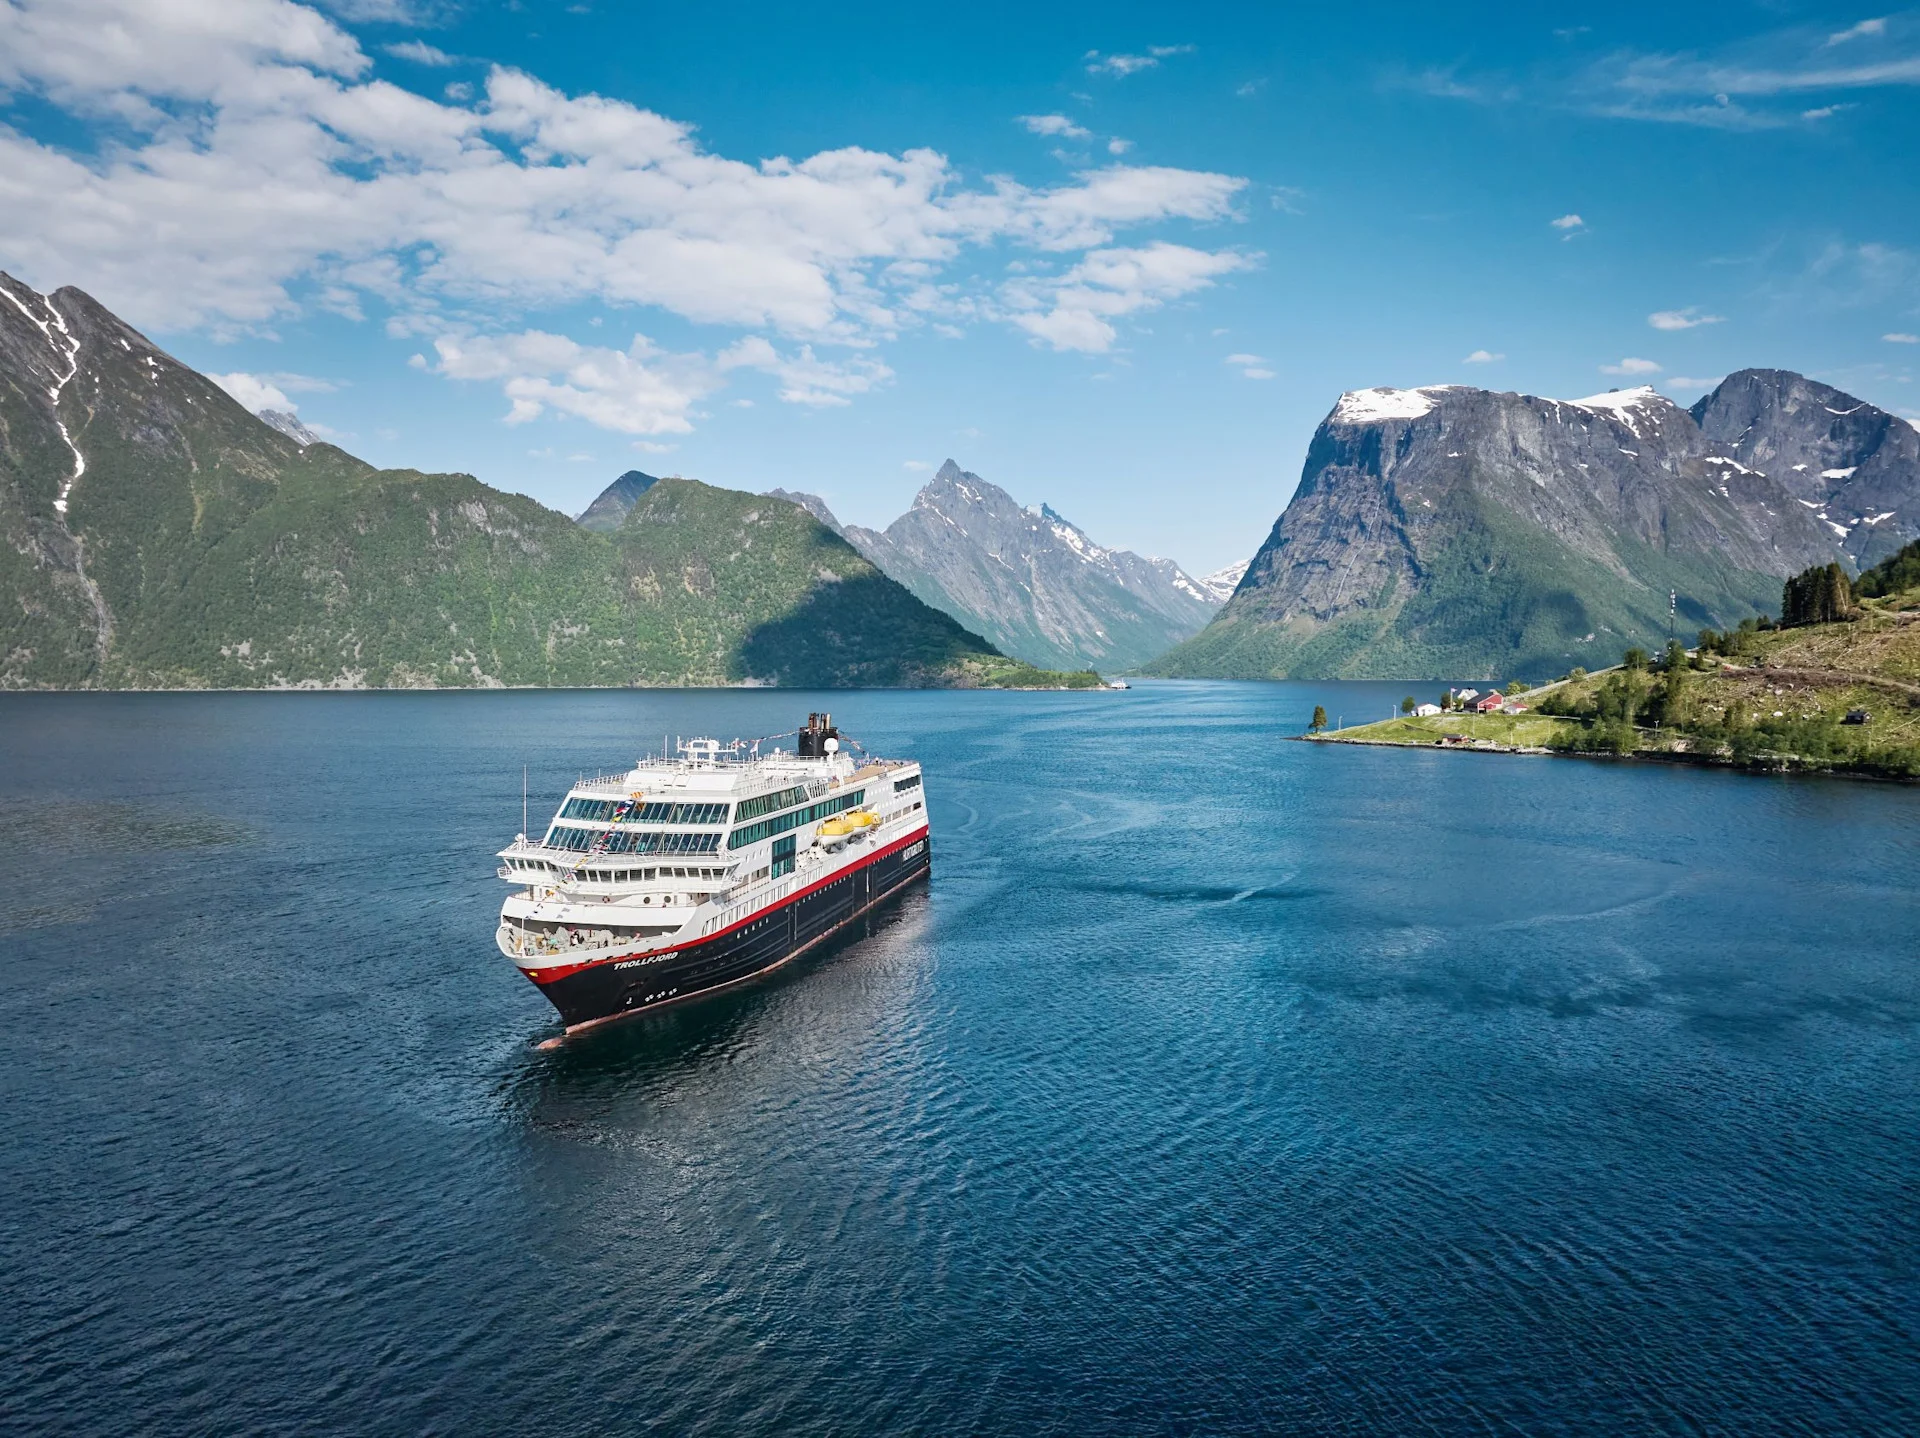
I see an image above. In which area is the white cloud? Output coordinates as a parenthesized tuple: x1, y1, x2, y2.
(433, 330, 717, 435)
(1885, 332, 1920, 343)
(1550, 213, 1585, 234)
(0, 0, 1249, 373)
(210, 370, 294, 412)
(429, 327, 892, 431)
(1241, 368, 1274, 380)
(1827, 18, 1888, 46)
(1463, 348, 1503, 363)
(383, 40, 457, 66)
(1223, 352, 1272, 379)
(903, 460, 930, 471)
(1235, 79, 1266, 97)
(1085, 46, 1191, 78)
(715, 335, 892, 407)
(1601, 357, 1663, 375)
(1018, 113, 1090, 139)
(1664, 375, 1724, 391)
(1004, 243, 1254, 353)
(1107, 137, 1133, 155)
(632, 440, 677, 453)
(1802, 103, 1850, 119)
(1223, 353, 1264, 365)
(1648, 307, 1725, 330)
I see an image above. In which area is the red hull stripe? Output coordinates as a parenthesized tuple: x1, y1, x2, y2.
(517, 824, 930, 986)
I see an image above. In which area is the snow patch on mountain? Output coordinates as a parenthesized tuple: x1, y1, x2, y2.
(1198, 559, 1250, 602)
(1332, 387, 1447, 424)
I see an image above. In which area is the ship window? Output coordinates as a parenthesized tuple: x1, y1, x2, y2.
(559, 797, 619, 822)
(726, 789, 866, 850)
(893, 773, 922, 794)
(632, 801, 730, 825)
(603, 830, 723, 856)
(543, 825, 601, 852)
(733, 785, 814, 824)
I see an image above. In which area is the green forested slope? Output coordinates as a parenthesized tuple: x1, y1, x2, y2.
(1, 276, 1091, 690)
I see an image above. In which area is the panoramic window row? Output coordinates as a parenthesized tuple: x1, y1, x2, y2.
(606, 830, 723, 855)
(558, 797, 731, 825)
(576, 866, 728, 884)
(892, 773, 922, 794)
(542, 827, 723, 855)
(633, 801, 729, 825)
(727, 789, 867, 850)
(733, 784, 814, 824)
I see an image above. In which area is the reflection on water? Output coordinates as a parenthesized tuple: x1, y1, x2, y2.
(2, 685, 1917, 1436)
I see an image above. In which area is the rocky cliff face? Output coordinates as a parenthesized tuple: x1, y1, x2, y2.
(1146, 382, 1846, 681)
(1691, 369, 1920, 569)
(837, 460, 1216, 672)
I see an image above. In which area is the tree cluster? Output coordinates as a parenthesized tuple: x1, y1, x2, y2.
(1854, 538, 1920, 600)
(1780, 562, 1856, 628)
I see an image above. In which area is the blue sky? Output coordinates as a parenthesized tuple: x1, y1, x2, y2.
(2, 1, 1918, 575)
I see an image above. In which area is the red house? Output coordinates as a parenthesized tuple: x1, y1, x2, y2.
(1474, 691, 1506, 713)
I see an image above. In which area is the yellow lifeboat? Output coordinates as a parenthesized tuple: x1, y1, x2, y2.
(849, 810, 879, 828)
(818, 815, 856, 837)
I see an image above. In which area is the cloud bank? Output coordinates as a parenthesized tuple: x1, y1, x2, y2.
(0, 0, 1251, 433)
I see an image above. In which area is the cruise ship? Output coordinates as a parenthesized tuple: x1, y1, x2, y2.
(495, 714, 930, 1033)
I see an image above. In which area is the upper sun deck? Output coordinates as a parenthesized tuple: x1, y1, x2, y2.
(567, 740, 916, 802)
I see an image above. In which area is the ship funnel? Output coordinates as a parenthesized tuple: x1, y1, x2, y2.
(797, 712, 840, 758)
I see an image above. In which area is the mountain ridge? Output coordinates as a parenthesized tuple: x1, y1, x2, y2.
(1145, 377, 1872, 681)
(0, 275, 1087, 690)
(833, 459, 1217, 672)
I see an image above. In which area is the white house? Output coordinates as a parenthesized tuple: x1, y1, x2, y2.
(1414, 703, 1442, 717)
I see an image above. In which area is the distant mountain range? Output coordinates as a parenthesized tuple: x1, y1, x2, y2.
(1147, 373, 1920, 682)
(756, 460, 1218, 672)
(0, 274, 1085, 690)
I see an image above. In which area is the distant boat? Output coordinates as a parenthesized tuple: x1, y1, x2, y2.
(1106, 679, 1131, 690)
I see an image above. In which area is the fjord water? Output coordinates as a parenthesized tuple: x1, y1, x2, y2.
(2, 685, 1916, 1436)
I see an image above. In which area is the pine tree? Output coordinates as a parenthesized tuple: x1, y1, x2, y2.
(1310, 705, 1327, 732)
(1782, 562, 1856, 628)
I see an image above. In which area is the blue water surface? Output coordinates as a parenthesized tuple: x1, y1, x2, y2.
(1, 682, 1916, 1436)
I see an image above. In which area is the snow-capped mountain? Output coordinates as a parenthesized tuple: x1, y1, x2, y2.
(1198, 559, 1250, 603)
(1147, 377, 1880, 681)
(829, 460, 1219, 672)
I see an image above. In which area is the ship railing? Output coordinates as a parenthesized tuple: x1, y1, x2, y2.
(499, 919, 682, 959)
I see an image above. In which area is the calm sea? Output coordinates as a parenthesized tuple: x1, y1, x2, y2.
(2, 683, 1916, 1436)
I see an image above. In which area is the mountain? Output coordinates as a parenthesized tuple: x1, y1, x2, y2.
(576, 469, 661, 531)
(258, 409, 320, 446)
(1690, 369, 1920, 570)
(1198, 558, 1250, 602)
(0, 274, 1089, 690)
(1145, 381, 1851, 682)
(764, 489, 845, 535)
(833, 459, 1217, 672)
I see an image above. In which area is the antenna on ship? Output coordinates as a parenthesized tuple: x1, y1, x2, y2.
(522, 764, 528, 840)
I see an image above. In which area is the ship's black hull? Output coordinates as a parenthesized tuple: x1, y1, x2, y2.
(528, 829, 931, 1031)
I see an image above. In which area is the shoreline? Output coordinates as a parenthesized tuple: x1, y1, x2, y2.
(1298, 730, 1918, 784)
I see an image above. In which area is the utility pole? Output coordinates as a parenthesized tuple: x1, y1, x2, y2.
(1669, 589, 1676, 647)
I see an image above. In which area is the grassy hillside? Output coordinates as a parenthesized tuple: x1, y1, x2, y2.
(1312, 574, 1920, 780)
